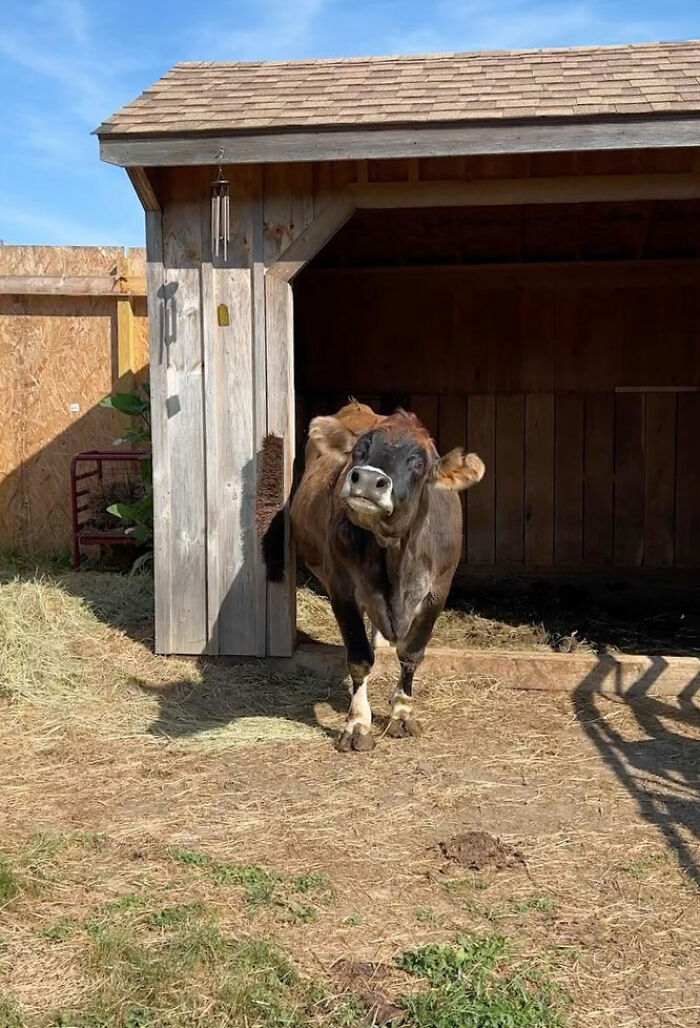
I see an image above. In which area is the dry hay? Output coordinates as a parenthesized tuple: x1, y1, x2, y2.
(296, 582, 550, 651)
(1, 561, 700, 1027)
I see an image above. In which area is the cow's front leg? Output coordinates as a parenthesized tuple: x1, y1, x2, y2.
(330, 590, 375, 753)
(387, 599, 441, 739)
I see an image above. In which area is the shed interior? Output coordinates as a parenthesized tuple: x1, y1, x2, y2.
(294, 181, 700, 578)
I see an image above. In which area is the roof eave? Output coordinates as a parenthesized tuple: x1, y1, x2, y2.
(97, 113, 700, 168)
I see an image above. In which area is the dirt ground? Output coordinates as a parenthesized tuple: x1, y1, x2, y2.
(1, 564, 699, 1026)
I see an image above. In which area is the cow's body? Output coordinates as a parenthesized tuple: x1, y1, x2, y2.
(291, 401, 485, 751)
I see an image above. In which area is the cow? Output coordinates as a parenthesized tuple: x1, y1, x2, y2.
(291, 400, 485, 752)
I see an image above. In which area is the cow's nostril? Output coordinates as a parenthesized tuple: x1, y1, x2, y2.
(350, 470, 360, 484)
(375, 477, 389, 490)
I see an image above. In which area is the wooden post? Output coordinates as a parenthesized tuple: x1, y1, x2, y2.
(203, 166, 267, 656)
(263, 178, 355, 656)
(150, 170, 209, 654)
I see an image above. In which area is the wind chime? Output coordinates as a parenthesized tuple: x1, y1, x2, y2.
(210, 161, 230, 260)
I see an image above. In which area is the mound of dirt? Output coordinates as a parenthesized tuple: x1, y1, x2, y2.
(439, 830, 524, 870)
(332, 959, 405, 1025)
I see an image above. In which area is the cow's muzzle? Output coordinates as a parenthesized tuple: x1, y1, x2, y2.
(341, 465, 394, 523)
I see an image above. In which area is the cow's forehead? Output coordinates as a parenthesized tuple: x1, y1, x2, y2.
(369, 410, 434, 450)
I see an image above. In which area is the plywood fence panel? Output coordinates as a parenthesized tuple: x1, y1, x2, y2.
(0, 247, 147, 553)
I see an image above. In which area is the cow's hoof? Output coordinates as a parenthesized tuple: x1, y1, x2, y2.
(351, 725, 375, 751)
(386, 717, 423, 739)
(336, 726, 375, 752)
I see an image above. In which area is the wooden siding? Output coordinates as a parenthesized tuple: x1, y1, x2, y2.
(295, 260, 700, 572)
(295, 389, 700, 571)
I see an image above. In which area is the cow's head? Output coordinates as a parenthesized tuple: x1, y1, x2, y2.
(308, 409, 485, 540)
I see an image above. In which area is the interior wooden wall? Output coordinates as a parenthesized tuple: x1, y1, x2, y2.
(295, 264, 700, 571)
(0, 246, 148, 551)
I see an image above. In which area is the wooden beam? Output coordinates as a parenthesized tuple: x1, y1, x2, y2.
(353, 172, 700, 209)
(145, 209, 170, 654)
(98, 114, 700, 167)
(0, 274, 146, 296)
(126, 166, 160, 211)
(302, 259, 700, 287)
(285, 644, 700, 700)
(266, 197, 355, 282)
(115, 297, 135, 386)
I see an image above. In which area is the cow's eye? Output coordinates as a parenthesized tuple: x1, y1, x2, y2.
(408, 452, 426, 474)
(354, 436, 370, 462)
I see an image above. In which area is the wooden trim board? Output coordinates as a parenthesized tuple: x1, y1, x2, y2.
(279, 644, 700, 700)
(99, 114, 700, 167)
(0, 274, 147, 296)
(353, 172, 700, 209)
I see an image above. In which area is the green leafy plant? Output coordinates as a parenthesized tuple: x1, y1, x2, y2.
(100, 384, 154, 554)
(396, 936, 568, 1027)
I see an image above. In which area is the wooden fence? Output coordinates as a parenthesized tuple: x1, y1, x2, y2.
(0, 246, 148, 551)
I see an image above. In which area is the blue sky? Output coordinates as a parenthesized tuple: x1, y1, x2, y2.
(0, 0, 697, 246)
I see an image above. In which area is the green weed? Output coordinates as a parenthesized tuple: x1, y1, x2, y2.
(0, 997, 23, 1028)
(41, 916, 75, 942)
(397, 936, 567, 1028)
(516, 894, 555, 914)
(0, 857, 18, 906)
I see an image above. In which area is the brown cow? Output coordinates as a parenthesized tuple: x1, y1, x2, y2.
(291, 400, 485, 752)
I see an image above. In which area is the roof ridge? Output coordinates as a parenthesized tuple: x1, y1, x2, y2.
(169, 38, 700, 71)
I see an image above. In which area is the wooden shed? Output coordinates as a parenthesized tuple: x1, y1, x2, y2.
(97, 40, 700, 657)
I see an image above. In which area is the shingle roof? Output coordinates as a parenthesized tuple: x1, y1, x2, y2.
(97, 40, 700, 137)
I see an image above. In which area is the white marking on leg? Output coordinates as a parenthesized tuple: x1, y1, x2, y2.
(345, 677, 372, 734)
(390, 685, 413, 722)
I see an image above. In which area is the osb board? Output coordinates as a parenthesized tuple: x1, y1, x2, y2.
(0, 248, 148, 552)
(0, 245, 144, 277)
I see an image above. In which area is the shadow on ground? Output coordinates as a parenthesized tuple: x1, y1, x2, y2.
(573, 659, 700, 887)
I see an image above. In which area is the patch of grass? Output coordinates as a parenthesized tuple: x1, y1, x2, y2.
(621, 851, 669, 880)
(54, 919, 318, 1028)
(342, 914, 362, 927)
(292, 871, 329, 894)
(169, 847, 331, 912)
(41, 916, 75, 942)
(147, 902, 205, 930)
(0, 997, 23, 1028)
(19, 833, 65, 888)
(516, 894, 555, 915)
(91, 893, 148, 920)
(397, 936, 568, 1028)
(214, 863, 282, 906)
(416, 907, 439, 925)
(282, 902, 317, 924)
(168, 846, 211, 869)
(0, 857, 18, 907)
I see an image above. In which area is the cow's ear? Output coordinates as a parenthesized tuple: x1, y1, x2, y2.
(308, 416, 354, 463)
(433, 449, 485, 491)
